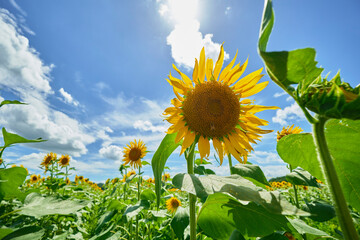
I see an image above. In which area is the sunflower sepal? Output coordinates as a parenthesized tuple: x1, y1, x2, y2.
(299, 72, 360, 120)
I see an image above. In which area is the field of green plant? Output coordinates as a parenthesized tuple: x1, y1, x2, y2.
(1, 0, 360, 239)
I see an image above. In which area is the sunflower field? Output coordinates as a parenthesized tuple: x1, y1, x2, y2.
(1, 0, 360, 239)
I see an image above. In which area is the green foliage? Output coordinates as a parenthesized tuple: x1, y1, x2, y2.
(2, 127, 46, 149)
(286, 168, 320, 188)
(140, 189, 156, 201)
(151, 133, 182, 208)
(287, 218, 332, 239)
(0, 167, 27, 201)
(1, 226, 45, 240)
(302, 200, 336, 222)
(0, 100, 26, 108)
(231, 163, 270, 186)
(170, 206, 189, 240)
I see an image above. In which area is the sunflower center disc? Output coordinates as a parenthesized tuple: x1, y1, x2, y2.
(182, 81, 240, 138)
(129, 148, 141, 161)
(171, 199, 180, 208)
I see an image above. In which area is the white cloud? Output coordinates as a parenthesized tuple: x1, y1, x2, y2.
(225, 6, 231, 15)
(158, 0, 229, 69)
(9, 0, 26, 16)
(273, 92, 287, 98)
(133, 120, 167, 133)
(59, 88, 79, 106)
(248, 151, 283, 164)
(286, 96, 293, 102)
(99, 145, 123, 160)
(272, 102, 306, 125)
(261, 165, 290, 179)
(0, 10, 95, 156)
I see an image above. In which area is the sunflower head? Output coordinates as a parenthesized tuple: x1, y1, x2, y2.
(11, 164, 16, 168)
(166, 197, 181, 213)
(162, 173, 171, 181)
(163, 45, 279, 164)
(65, 178, 71, 185)
(78, 176, 84, 182)
(58, 154, 70, 167)
(30, 174, 39, 183)
(277, 124, 303, 141)
(126, 170, 136, 178)
(122, 139, 147, 169)
(41, 152, 57, 167)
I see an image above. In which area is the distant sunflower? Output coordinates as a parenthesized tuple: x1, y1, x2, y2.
(41, 152, 57, 168)
(166, 197, 181, 213)
(277, 124, 303, 141)
(164, 45, 279, 164)
(122, 139, 147, 169)
(58, 154, 70, 167)
(30, 174, 40, 184)
(162, 173, 171, 181)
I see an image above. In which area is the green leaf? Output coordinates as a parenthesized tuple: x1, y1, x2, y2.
(141, 160, 150, 166)
(123, 200, 149, 221)
(229, 230, 246, 240)
(140, 188, 156, 201)
(2, 128, 46, 148)
(194, 158, 211, 165)
(151, 133, 182, 208)
(1, 226, 45, 240)
(0, 228, 13, 239)
(231, 164, 270, 186)
(198, 193, 289, 239)
(0, 167, 27, 201)
(277, 133, 324, 181)
(194, 165, 215, 175)
(286, 168, 320, 187)
(0, 100, 26, 108)
(172, 174, 309, 216)
(287, 218, 332, 239)
(19, 193, 88, 218)
(302, 200, 336, 222)
(94, 211, 116, 234)
(170, 206, 189, 240)
(258, 0, 323, 93)
(258, 232, 288, 240)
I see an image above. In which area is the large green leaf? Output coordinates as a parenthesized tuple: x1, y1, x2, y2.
(286, 168, 320, 187)
(173, 174, 308, 216)
(302, 200, 336, 222)
(140, 189, 156, 201)
(0, 228, 13, 239)
(197, 193, 289, 239)
(277, 120, 360, 211)
(231, 163, 270, 186)
(0, 167, 27, 201)
(258, 0, 323, 94)
(2, 128, 46, 148)
(151, 133, 182, 208)
(19, 193, 88, 218)
(170, 206, 189, 240)
(287, 218, 332, 239)
(277, 133, 324, 181)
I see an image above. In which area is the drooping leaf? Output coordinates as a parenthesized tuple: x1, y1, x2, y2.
(0, 100, 26, 108)
(1, 226, 45, 240)
(19, 193, 88, 218)
(151, 133, 182, 208)
(123, 200, 150, 221)
(2, 127, 46, 148)
(198, 193, 289, 239)
(140, 189, 156, 201)
(286, 168, 320, 187)
(231, 164, 270, 186)
(0, 167, 27, 201)
(172, 174, 308, 216)
(302, 200, 336, 222)
(287, 218, 332, 239)
(141, 160, 150, 166)
(194, 165, 215, 175)
(170, 207, 189, 240)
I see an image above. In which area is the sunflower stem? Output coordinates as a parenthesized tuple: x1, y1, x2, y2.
(289, 165, 299, 208)
(186, 141, 197, 240)
(227, 153, 233, 175)
(313, 116, 359, 240)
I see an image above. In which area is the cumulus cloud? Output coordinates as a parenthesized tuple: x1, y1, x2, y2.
(0, 10, 95, 156)
(59, 88, 79, 107)
(272, 102, 306, 125)
(158, 0, 229, 69)
(248, 151, 283, 164)
(99, 145, 123, 160)
(133, 120, 167, 133)
(273, 92, 287, 98)
(261, 165, 290, 179)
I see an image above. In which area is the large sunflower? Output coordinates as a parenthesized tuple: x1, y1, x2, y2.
(164, 46, 279, 164)
(58, 154, 70, 167)
(122, 139, 147, 169)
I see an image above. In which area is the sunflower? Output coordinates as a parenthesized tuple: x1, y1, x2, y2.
(164, 46, 279, 164)
(41, 152, 57, 168)
(58, 154, 70, 167)
(166, 197, 181, 213)
(162, 173, 171, 181)
(122, 139, 147, 168)
(0, 158, 2, 165)
(277, 124, 303, 141)
(30, 174, 40, 184)
(65, 178, 71, 185)
(126, 170, 136, 178)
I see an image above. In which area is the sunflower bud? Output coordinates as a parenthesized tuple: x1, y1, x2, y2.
(300, 72, 360, 120)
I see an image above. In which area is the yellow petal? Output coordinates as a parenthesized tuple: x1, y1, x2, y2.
(206, 58, 214, 81)
(199, 47, 206, 83)
(213, 45, 224, 80)
(167, 79, 186, 96)
(227, 58, 248, 86)
(173, 64, 193, 87)
(241, 105, 280, 113)
(198, 136, 210, 159)
(233, 68, 263, 90)
(219, 50, 238, 82)
(180, 131, 196, 155)
(223, 63, 240, 84)
(241, 81, 269, 98)
(212, 138, 224, 165)
(223, 137, 243, 163)
(228, 134, 247, 156)
(175, 126, 187, 143)
(193, 59, 199, 83)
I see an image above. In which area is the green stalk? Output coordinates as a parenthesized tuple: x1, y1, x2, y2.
(289, 165, 299, 208)
(227, 153, 233, 175)
(186, 142, 197, 240)
(313, 116, 359, 240)
(136, 166, 141, 240)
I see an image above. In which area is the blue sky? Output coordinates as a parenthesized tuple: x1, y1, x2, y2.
(0, 0, 359, 182)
